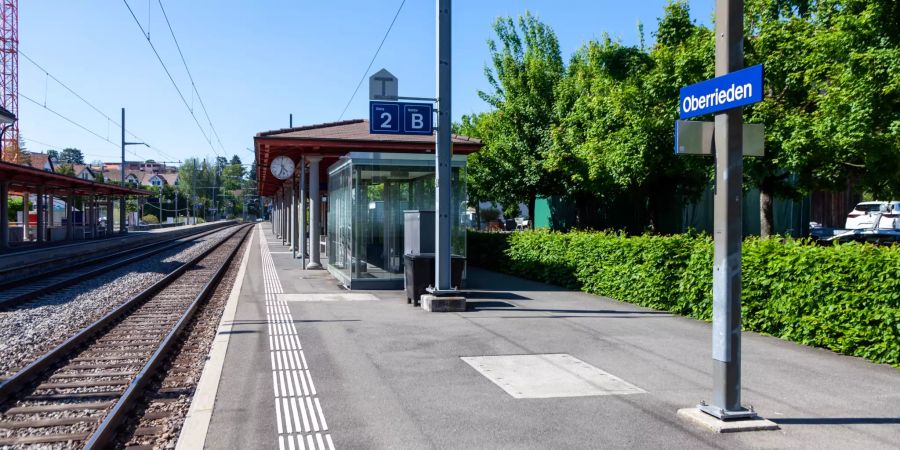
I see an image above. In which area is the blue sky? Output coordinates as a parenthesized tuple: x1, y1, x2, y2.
(18, 0, 713, 165)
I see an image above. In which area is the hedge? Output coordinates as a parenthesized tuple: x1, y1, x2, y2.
(467, 230, 900, 366)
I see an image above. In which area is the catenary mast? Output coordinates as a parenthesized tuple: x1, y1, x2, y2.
(0, 0, 17, 162)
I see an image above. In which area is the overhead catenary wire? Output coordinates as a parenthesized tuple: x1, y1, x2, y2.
(122, 0, 221, 158)
(19, 50, 178, 162)
(156, 0, 227, 155)
(20, 94, 145, 159)
(337, 0, 406, 120)
(22, 137, 129, 163)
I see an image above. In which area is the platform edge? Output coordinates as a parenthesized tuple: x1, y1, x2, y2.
(175, 225, 256, 450)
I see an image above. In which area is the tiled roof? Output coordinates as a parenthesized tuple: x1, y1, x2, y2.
(26, 152, 51, 171)
(256, 119, 481, 145)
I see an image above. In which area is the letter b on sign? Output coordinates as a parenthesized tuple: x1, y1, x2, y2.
(402, 104, 433, 135)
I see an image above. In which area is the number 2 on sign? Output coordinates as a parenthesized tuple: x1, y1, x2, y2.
(380, 112, 392, 128)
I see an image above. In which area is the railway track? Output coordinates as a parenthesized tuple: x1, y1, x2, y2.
(0, 223, 233, 310)
(0, 223, 252, 449)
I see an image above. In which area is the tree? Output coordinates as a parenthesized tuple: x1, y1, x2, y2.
(59, 148, 85, 165)
(475, 12, 565, 226)
(550, 2, 712, 231)
(222, 155, 245, 190)
(744, 0, 900, 236)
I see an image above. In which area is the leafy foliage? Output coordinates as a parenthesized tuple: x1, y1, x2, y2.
(461, 1, 900, 234)
(468, 230, 900, 366)
(468, 12, 566, 223)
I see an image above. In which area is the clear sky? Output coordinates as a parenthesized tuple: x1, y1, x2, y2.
(18, 0, 714, 165)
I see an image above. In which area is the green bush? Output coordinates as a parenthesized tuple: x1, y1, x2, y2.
(468, 230, 900, 366)
(141, 214, 159, 225)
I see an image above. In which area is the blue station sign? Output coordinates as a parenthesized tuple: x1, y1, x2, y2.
(679, 64, 763, 119)
(370, 101, 433, 135)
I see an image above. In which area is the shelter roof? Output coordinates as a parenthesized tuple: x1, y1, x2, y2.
(0, 160, 150, 196)
(254, 119, 482, 196)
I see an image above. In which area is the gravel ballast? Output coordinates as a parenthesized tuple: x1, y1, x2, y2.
(0, 227, 238, 379)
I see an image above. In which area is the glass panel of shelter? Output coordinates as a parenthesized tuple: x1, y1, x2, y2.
(326, 154, 468, 287)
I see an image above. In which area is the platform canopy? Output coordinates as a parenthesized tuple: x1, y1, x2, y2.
(254, 119, 482, 197)
(0, 160, 151, 196)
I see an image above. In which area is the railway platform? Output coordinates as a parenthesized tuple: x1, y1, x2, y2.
(194, 224, 900, 450)
(0, 220, 231, 280)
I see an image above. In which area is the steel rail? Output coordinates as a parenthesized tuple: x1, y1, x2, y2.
(0, 222, 235, 309)
(0, 223, 250, 404)
(0, 221, 233, 289)
(84, 223, 252, 449)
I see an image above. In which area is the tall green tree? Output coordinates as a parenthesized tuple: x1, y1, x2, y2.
(744, 0, 900, 235)
(59, 148, 84, 164)
(475, 12, 565, 225)
(550, 2, 712, 231)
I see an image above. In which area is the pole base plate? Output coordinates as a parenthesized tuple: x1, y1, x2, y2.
(677, 408, 779, 433)
(698, 403, 758, 421)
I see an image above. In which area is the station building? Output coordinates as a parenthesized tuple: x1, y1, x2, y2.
(255, 119, 481, 289)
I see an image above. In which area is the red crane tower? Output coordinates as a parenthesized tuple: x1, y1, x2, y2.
(0, 0, 17, 163)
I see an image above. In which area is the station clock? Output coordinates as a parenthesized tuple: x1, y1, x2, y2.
(269, 155, 295, 180)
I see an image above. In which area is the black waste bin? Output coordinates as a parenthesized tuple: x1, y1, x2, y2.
(404, 253, 466, 306)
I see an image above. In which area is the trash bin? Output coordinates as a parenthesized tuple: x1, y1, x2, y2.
(404, 253, 466, 306)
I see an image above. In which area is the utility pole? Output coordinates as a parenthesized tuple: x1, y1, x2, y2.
(434, 0, 452, 292)
(701, 0, 754, 421)
(120, 108, 148, 231)
(120, 108, 126, 233)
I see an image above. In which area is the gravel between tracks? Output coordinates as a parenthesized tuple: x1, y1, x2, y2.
(116, 227, 251, 449)
(0, 227, 239, 379)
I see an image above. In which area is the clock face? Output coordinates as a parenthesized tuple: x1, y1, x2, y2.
(270, 156, 295, 180)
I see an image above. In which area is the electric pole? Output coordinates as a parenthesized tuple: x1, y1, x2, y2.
(434, 0, 452, 292)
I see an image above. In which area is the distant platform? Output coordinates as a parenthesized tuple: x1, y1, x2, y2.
(0, 221, 232, 278)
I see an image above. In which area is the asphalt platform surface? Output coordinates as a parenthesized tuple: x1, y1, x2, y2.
(205, 225, 900, 449)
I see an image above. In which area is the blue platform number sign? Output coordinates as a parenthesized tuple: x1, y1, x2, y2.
(679, 64, 763, 119)
(370, 101, 433, 135)
(402, 104, 433, 135)
(370, 102, 401, 134)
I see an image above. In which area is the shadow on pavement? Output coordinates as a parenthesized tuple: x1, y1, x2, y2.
(772, 417, 900, 425)
(467, 268, 571, 292)
(466, 301, 518, 311)
(465, 291, 531, 301)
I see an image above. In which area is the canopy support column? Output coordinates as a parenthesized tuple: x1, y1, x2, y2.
(298, 156, 307, 266)
(306, 156, 322, 270)
(291, 173, 298, 257)
(0, 181, 9, 250)
(36, 186, 45, 243)
(66, 190, 75, 241)
(48, 193, 55, 241)
(106, 197, 114, 236)
(21, 191, 29, 241)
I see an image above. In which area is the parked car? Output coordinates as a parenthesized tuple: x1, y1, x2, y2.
(845, 201, 900, 229)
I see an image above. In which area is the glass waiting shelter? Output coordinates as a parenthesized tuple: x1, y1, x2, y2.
(327, 152, 468, 289)
(254, 119, 482, 290)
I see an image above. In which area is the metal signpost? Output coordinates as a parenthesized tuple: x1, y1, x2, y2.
(434, 0, 452, 293)
(675, 0, 763, 422)
(365, 0, 457, 305)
